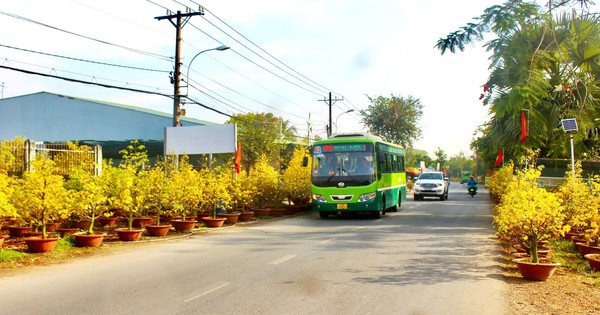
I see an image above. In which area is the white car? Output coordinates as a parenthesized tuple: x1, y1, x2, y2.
(413, 171, 449, 201)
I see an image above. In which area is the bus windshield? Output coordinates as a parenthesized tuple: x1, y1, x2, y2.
(311, 142, 375, 187)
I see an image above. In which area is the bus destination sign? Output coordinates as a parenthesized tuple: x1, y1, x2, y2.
(320, 143, 366, 152)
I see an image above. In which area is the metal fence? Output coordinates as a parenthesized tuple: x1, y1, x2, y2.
(0, 139, 102, 177)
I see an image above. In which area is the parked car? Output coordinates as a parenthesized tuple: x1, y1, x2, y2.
(413, 171, 449, 201)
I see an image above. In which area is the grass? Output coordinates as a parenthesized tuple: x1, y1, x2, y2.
(550, 239, 600, 287)
(0, 249, 29, 262)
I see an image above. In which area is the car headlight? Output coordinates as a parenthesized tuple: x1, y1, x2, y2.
(313, 194, 326, 203)
(358, 192, 376, 202)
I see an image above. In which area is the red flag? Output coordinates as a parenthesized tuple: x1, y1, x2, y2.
(494, 149, 504, 168)
(234, 142, 242, 174)
(520, 111, 528, 144)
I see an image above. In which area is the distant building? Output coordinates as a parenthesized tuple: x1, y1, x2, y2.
(0, 91, 213, 157)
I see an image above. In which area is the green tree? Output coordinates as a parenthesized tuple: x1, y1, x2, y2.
(406, 148, 432, 169)
(438, 1, 600, 167)
(226, 113, 297, 174)
(433, 147, 448, 169)
(360, 95, 423, 148)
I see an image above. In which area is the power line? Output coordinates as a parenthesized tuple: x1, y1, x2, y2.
(0, 64, 172, 97)
(0, 44, 170, 73)
(0, 10, 173, 61)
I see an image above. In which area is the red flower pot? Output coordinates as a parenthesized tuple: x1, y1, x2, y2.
(73, 233, 106, 247)
(217, 213, 240, 224)
(513, 257, 560, 281)
(200, 217, 226, 228)
(115, 228, 144, 241)
(145, 225, 171, 237)
(7, 226, 31, 237)
(97, 217, 119, 227)
(171, 220, 197, 232)
(24, 237, 59, 253)
(132, 217, 155, 228)
(250, 208, 271, 216)
(576, 243, 600, 258)
(56, 228, 80, 237)
(584, 254, 600, 272)
(238, 212, 254, 222)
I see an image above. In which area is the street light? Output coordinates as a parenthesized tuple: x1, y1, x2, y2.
(185, 44, 230, 96)
(335, 109, 355, 133)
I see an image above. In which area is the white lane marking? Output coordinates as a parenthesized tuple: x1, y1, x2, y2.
(268, 254, 297, 265)
(185, 282, 231, 302)
(319, 239, 333, 244)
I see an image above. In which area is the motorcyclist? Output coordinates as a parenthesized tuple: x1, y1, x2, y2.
(467, 176, 477, 186)
(467, 176, 478, 195)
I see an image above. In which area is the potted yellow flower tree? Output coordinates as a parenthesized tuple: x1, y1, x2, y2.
(248, 155, 280, 216)
(64, 164, 109, 247)
(111, 140, 149, 241)
(281, 146, 312, 213)
(226, 168, 256, 221)
(11, 156, 68, 252)
(494, 160, 566, 281)
(0, 172, 17, 245)
(142, 160, 173, 237)
(200, 166, 230, 227)
(168, 155, 201, 232)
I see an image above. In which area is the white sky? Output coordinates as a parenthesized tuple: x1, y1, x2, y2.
(0, 0, 502, 158)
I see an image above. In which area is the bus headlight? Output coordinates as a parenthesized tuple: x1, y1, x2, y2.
(358, 192, 376, 202)
(313, 194, 327, 203)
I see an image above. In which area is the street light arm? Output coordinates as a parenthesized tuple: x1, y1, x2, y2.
(335, 109, 355, 133)
(185, 45, 230, 96)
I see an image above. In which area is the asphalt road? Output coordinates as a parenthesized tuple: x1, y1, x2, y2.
(0, 182, 508, 315)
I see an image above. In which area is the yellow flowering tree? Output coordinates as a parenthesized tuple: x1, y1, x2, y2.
(281, 146, 311, 205)
(494, 163, 566, 263)
(64, 165, 108, 235)
(167, 156, 202, 221)
(226, 168, 256, 212)
(250, 155, 280, 208)
(198, 166, 231, 218)
(555, 162, 597, 239)
(0, 172, 17, 220)
(11, 156, 68, 238)
(486, 161, 514, 203)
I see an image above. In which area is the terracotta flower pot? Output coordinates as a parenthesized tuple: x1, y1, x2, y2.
(576, 243, 600, 258)
(71, 220, 91, 230)
(24, 237, 60, 253)
(73, 233, 106, 247)
(115, 228, 144, 241)
(145, 225, 171, 237)
(132, 217, 155, 228)
(217, 213, 240, 224)
(513, 257, 560, 281)
(97, 217, 119, 227)
(56, 228, 80, 237)
(200, 217, 226, 228)
(0, 234, 7, 246)
(24, 231, 43, 238)
(250, 208, 271, 216)
(238, 212, 254, 222)
(7, 226, 31, 237)
(269, 208, 287, 217)
(171, 220, 197, 232)
(45, 222, 60, 232)
(584, 254, 600, 272)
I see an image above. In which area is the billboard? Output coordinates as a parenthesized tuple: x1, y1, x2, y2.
(164, 124, 236, 155)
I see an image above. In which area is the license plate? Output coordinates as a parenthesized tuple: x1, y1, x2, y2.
(337, 204, 348, 210)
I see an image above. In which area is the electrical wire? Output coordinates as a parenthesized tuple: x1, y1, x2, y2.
(0, 44, 170, 73)
(0, 10, 172, 61)
(0, 64, 172, 97)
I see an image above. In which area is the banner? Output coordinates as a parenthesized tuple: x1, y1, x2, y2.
(494, 148, 504, 168)
(234, 142, 242, 174)
(521, 111, 528, 144)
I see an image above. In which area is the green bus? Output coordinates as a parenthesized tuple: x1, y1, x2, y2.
(311, 133, 407, 218)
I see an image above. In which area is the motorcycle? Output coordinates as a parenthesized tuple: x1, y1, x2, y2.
(467, 184, 478, 197)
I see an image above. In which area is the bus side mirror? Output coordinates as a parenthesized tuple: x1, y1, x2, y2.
(302, 157, 308, 167)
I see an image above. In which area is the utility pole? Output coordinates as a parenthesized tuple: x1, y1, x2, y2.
(156, 8, 205, 127)
(318, 92, 343, 137)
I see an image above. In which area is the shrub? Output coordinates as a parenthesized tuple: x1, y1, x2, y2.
(494, 163, 566, 263)
(281, 146, 311, 205)
(487, 161, 514, 203)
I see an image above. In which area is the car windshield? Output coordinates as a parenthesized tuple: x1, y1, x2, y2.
(311, 143, 375, 187)
(419, 173, 443, 180)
